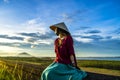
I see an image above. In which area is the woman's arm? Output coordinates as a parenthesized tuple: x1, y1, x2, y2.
(70, 54, 81, 70)
(66, 36, 78, 67)
(70, 54, 76, 67)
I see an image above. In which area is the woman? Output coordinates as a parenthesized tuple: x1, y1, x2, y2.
(41, 22, 87, 80)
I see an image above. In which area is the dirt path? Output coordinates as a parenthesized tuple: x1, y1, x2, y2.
(82, 67, 120, 80)
(81, 67, 120, 77)
(1, 60, 120, 80)
(84, 72, 120, 80)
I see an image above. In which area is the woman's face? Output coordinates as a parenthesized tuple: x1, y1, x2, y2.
(55, 28, 66, 37)
(55, 28, 59, 36)
(55, 28, 57, 34)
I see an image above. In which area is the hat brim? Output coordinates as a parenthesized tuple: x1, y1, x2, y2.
(50, 25, 70, 34)
(50, 26, 57, 32)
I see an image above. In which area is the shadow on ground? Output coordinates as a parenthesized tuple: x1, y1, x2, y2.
(84, 72, 120, 80)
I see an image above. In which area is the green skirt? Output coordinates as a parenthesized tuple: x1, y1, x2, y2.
(41, 62, 87, 80)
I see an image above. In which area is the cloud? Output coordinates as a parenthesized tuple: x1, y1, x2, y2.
(60, 8, 89, 23)
(0, 34, 24, 40)
(12, 43, 21, 47)
(73, 37, 120, 57)
(0, 37, 24, 44)
(3, 0, 9, 3)
(21, 18, 51, 35)
(31, 45, 36, 48)
(0, 42, 33, 49)
(0, 31, 53, 48)
(61, 13, 73, 22)
(72, 25, 119, 43)
(23, 37, 53, 45)
(0, 17, 49, 35)
(22, 33, 54, 47)
(114, 28, 120, 34)
(77, 26, 90, 30)
(0, 45, 23, 53)
(94, 39, 120, 50)
(72, 26, 98, 36)
(105, 36, 112, 39)
(73, 37, 93, 43)
(18, 32, 54, 39)
(60, 4, 102, 23)
(60, 2, 116, 29)
(24, 37, 37, 43)
(85, 30, 101, 34)
(81, 35, 103, 41)
(0, 42, 14, 47)
(73, 34, 105, 43)
(27, 19, 38, 25)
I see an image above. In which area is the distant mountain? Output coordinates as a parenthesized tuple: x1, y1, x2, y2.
(17, 52, 33, 57)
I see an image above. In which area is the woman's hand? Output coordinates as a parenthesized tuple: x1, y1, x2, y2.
(70, 55, 81, 70)
(76, 66, 81, 70)
(70, 55, 76, 67)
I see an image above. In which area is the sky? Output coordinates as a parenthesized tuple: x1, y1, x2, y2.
(0, 0, 120, 57)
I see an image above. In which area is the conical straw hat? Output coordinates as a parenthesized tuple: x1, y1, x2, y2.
(50, 22, 70, 33)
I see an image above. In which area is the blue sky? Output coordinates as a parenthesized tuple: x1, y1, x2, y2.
(0, 0, 120, 57)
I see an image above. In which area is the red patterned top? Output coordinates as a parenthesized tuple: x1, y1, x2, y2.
(54, 35, 77, 66)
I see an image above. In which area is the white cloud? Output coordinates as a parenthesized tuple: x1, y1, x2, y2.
(24, 37, 53, 45)
(0, 45, 23, 53)
(73, 29, 93, 37)
(61, 13, 73, 22)
(111, 36, 120, 40)
(0, 24, 15, 35)
(24, 37, 37, 43)
(31, 45, 36, 48)
(37, 39, 53, 45)
(0, 17, 53, 49)
(13, 43, 21, 47)
(3, 0, 9, 3)
(27, 18, 39, 25)
(21, 18, 49, 35)
(74, 37, 93, 43)
(0, 17, 49, 35)
(0, 38, 23, 43)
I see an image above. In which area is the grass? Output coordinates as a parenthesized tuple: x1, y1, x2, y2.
(0, 61, 23, 80)
(1, 57, 120, 70)
(77, 60, 120, 70)
(0, 60, 36, 80)
(0, 57, 120, 80)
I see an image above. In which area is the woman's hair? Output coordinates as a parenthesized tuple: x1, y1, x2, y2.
(57, 28, 70, 36)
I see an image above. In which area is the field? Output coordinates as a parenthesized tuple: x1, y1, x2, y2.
(0, 57, 120, 80)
